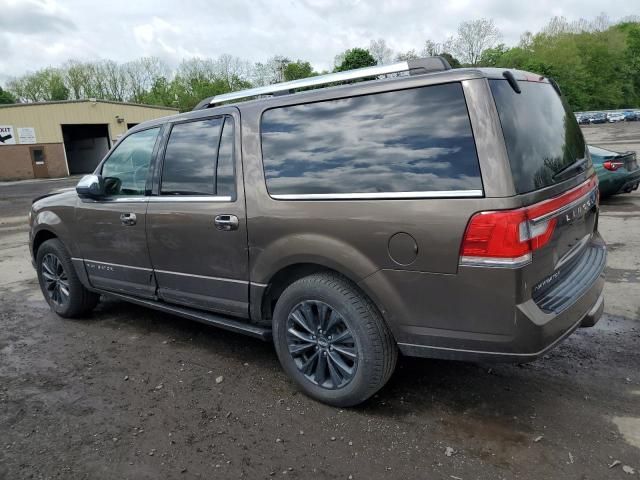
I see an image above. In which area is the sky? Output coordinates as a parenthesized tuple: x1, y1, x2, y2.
(1, 0, 638, 84)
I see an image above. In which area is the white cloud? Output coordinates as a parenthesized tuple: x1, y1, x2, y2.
(0, 0, 638, 84)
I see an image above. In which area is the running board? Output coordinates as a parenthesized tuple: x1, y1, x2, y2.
(99, 290, 272, 341)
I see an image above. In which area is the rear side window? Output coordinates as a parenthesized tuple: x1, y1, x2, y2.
(161, 118, 222, 195)
(490, 80, 587, 194)
(261, 83, 482, 196)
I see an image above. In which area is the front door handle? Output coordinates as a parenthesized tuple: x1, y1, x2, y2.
(214, 214, 239, 231)
(120, 212, 137, 226)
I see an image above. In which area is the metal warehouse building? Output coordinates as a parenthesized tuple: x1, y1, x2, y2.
(0, 100, 178, 181)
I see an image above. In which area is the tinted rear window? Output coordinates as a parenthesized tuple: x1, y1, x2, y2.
(161, 118, 222, 195)
(490, 79, 586, 194)
(261, 83, 482, 196)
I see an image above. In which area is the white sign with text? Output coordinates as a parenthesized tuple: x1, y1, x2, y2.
(17, 127, 37, 144)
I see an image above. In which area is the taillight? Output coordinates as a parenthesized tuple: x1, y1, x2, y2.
(460, 176, 598, 268)
(603, 160, 624, 171)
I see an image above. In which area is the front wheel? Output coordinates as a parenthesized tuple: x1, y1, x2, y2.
(36, 239, 99, 318)
(272, 272, 397, 407)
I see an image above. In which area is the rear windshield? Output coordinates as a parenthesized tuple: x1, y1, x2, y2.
(490, 79, 586, 194)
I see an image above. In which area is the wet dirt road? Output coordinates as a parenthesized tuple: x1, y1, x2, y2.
(1, 124, 639, 479)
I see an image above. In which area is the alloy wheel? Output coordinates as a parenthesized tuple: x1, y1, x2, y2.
(41, 253, 70, 307)
(286, 300, 358, 389)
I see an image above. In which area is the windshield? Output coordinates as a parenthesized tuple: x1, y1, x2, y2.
(490, 79, 587, 194)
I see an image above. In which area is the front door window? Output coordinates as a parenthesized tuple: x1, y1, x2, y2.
(101, 127, 159, 196)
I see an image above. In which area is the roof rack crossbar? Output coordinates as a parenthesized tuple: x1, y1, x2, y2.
(198, 56, 451, 109)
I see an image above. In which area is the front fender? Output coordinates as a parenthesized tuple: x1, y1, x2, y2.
(31, 203, 81, 259)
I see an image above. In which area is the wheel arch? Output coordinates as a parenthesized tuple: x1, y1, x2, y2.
(252, 261, 389, 332)
(32, 228, 58, 259)
(31, 226, 92, 290)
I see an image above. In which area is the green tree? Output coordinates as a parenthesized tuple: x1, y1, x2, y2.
(619, 22, 640, 106)
(475, 18, 640, 110)
(283, 60, 316, 81)
(334, 48, 377, 72)
(8, 68, 69, 102)
(46, 69, 70, 101)
(125, 57, 169, 104)
(140, 77, 177, 108)
(0, 85, 16, 104)
(64, 60, 91, 99)
(478, 44, 509, 66)
(170, 57, 252, 111)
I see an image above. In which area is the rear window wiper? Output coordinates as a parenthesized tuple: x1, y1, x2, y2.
(502, 71, 521, 93)
(552, 157, 588, 180)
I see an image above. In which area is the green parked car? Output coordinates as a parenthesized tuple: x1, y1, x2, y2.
(589, 145, 640, 198)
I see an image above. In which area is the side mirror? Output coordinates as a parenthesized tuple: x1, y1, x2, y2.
(76, 174, 105, 199)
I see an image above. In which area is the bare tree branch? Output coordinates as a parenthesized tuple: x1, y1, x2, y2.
(453, 18, 502, 65)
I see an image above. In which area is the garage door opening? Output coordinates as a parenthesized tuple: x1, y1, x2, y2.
(62, 124, 110, 174)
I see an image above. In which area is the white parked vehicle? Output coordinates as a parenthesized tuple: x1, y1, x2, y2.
(607, 112, 625, 123)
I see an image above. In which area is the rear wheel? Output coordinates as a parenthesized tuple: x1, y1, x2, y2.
(36, 239, 99, 318)
(272, 272, 397, 407)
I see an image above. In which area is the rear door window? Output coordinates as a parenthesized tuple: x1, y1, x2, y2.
(489, 80, 587, 194)
(161, 118, 223, 196)
(261, 83, 482, 197)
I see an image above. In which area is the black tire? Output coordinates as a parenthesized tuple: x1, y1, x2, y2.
(36, 238, 99, 318)
(272, 272, 397, 407)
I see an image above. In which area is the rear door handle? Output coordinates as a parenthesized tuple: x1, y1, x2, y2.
(214, 214, 239, 231)
(120, 212, 137, 226)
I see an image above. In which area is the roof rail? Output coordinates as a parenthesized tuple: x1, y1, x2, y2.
(194, 56, 452, 110)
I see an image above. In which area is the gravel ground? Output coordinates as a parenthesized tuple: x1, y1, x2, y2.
(0, 123, 639, 479)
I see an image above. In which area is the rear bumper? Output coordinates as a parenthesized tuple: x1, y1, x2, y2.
(616, 171, 640, 193)
(360, 238, 606, 363)
(580, 292, 604, 328)
(398, 294, 603, 362)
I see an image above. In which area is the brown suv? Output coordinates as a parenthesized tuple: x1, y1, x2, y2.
(29, 58, 606, 406)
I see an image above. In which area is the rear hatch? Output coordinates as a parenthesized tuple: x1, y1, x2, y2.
(469, 76, 602, 312)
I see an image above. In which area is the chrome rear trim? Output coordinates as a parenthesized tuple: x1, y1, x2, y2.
(459, 253, 532, 269)
(529, 187, 597, 225)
